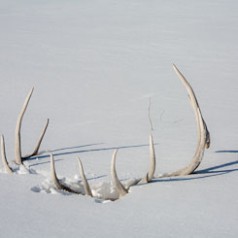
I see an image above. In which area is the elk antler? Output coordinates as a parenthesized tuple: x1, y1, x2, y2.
(0, 135, 13, 174)
(159, 64, 210, 177)
(14, 87, 49, 165)
(33, 65, 210, 202)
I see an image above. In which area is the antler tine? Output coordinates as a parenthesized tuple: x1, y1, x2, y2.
(173, 64, 210, 152)
(50, 154, 63, 190)
(160, 65, 210, 177)
(111, 150, 128, 197)
(15, 87, 34, 165)
(23, 118, 50, 160)
(50, 154, 82, 194)
(173, 64, 210, 148)
(77, 157, 92, 197)
(1, 135, 13, 174)
(147, 133, 156, 181)
(141, 133, 156, 183)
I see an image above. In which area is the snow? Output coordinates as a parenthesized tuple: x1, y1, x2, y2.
(0, 0, 238, 237)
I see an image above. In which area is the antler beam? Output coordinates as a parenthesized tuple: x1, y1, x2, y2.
(158, 64, 210, 177)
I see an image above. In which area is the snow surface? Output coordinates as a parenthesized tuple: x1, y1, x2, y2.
(1, 0, 238, 237)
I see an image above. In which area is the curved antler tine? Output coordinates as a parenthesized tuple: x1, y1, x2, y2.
(23, 118, 50, 159)
(141, 134, 156, 183)
(173, 64, 210, 148)
(111, 150, 128, 197)
(77, 157, 92, 197)
(160, 65, 210, 177)
(147, 133, 156, 181)
(173, 64, 210, 149)
(1, 135, 13, 174)
(50, 154, 63, 190)
(50, 154, 81, 194)
(14, 87, 34, 165)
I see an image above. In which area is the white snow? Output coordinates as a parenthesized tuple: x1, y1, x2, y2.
(0, 0, 238, 237)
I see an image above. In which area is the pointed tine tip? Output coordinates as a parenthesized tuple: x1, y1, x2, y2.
(77, 156, 83, 169)
(111, 149, 121, 177)
(25, 87, 34, 101)
(78, 157, 87, 173)
(50, 154, 57, 178)
(172, 64, 185, 81)
(113, 149, 118, 156)
(77, 156, 81, 163)
(1, 135, 5, 148)
(0, 134, 4, 148)
(50, 153, 56, 170)
(29, 86, 34, 95)
(172, 64, 182, 76)
(78, 156, 87, 176)
(112, 149, 119, 162)
(172, 63, 178, 71)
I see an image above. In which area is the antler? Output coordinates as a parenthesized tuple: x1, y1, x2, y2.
(14, 87, 49, 165)
(0, 135, 13, 174)
(159, 64, 210, 177)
